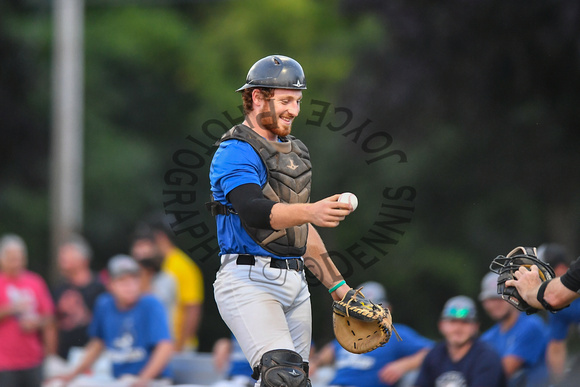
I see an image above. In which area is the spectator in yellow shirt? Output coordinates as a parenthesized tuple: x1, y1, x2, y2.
(150, 219, 204, 352)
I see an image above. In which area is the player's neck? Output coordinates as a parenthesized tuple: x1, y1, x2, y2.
(68, 267, 92, 287)
(447, 340, 473, 362)
(499, 310, 519, 331)
(154, 236, 174, 256)
(115, 297, 140, 311)
(2, 269, 22, 279)
(243, 117, 278, 142)
(140, 271, 154, 292)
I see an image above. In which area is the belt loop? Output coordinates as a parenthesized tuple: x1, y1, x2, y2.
(286, 259, 290, 270)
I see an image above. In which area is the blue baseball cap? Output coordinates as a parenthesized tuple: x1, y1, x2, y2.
(441, 296, 478, 321)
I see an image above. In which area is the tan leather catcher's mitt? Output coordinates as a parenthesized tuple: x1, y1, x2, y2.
(332, 288, 400, 354)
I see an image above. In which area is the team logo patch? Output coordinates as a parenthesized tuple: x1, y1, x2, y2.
(292, 80, 304, 88)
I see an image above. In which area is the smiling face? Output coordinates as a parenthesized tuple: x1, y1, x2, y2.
(58, 243, 89, 277)
(109, 273, 141, 308)
(482, 297, 513, 322)
(439, 319, 479, 349)
(252, 88, 302, 139)
(0, 243, 26, 276)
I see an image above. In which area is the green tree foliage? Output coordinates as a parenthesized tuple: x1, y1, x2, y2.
(335, 0, 580, 336)
(2, 0, 579, 345)
(1, 0, 385, 347)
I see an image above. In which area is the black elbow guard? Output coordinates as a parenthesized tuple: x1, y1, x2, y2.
(227, 183, 276, 230)
(561, 258, 580, 293)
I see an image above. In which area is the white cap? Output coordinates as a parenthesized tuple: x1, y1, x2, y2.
(357, 281, 388, 305)
(108, 254, 140, 279)
(479, 272, 501, 301)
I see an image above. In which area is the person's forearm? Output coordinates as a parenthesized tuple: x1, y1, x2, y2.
(0, 305, 15, 320)
(43, 318, 58, 355)
(380, 348, 430, 384)
(270, 194, 351, 230)
(522, 278, 578, 310)
(138, 341, 174, 381)
(304, 224, 350, 300)
(190, 304, 202, 340)
(502, 355, 524, 377)
(543, 278, 579, 309)
(270, 203, 312, 230)
(397, 348, 430, 372)
(70, 339, 104, 377)
(310, 343, 335, 367)
(212, 338, 232, 372)
(508, 268, 579, 310)
(176, 304, 201, 351)
(547, 340, 567, 381)
(519, 284, 543, 309)
(184, 304, 202, 345)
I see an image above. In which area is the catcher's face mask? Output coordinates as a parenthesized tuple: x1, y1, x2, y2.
(490, 256, 552, 282)
(489, 246, 556, 313)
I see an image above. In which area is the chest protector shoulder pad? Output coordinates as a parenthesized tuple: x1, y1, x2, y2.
(218, 125, 312, 256)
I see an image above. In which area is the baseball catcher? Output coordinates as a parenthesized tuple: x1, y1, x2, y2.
(332, 287, 400, 354)
(490, 246, 558, 314)
(210, 55, 356, 387)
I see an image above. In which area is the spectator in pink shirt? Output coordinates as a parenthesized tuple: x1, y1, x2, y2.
(0, 234, 56, 387)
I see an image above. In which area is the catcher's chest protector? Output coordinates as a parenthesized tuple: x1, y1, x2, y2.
(218, 124, 312, 257)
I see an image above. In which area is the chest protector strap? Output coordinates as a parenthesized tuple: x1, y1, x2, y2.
(217, 125, 312, 257)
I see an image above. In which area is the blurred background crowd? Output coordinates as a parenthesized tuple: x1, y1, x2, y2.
(2, 233, 580, 386)
(2, 0, 580, 386)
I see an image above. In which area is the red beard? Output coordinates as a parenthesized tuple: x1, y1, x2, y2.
(258, 116, 291, 138)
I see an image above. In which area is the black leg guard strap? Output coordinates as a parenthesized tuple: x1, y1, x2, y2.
(252, 366, 260, 381)
(303, 362, 312, 386)
(257, 349, 309, 387)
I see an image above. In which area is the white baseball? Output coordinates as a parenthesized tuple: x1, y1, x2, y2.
(338, 192, 358, 211)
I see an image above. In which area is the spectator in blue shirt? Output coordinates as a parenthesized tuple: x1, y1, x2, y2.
(313, 282, 434, 387)
(479, 272, 549, 387)
(537, 243, 580, 384)
(415, 295, 505, 387)
(58, 255, 174, 387)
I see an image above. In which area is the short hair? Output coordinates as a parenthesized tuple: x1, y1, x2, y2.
(60, 234, 93, 261)
(538, 243, 570, 268)
(241, 88, 274, 115)
(148, 217, 172, 235)
(0, 234, 27, 258)
(146, 213, 177, 244)
(131, 223, 156, 244)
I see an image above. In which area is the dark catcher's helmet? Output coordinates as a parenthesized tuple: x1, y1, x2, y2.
(236, 55, 307, 92)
